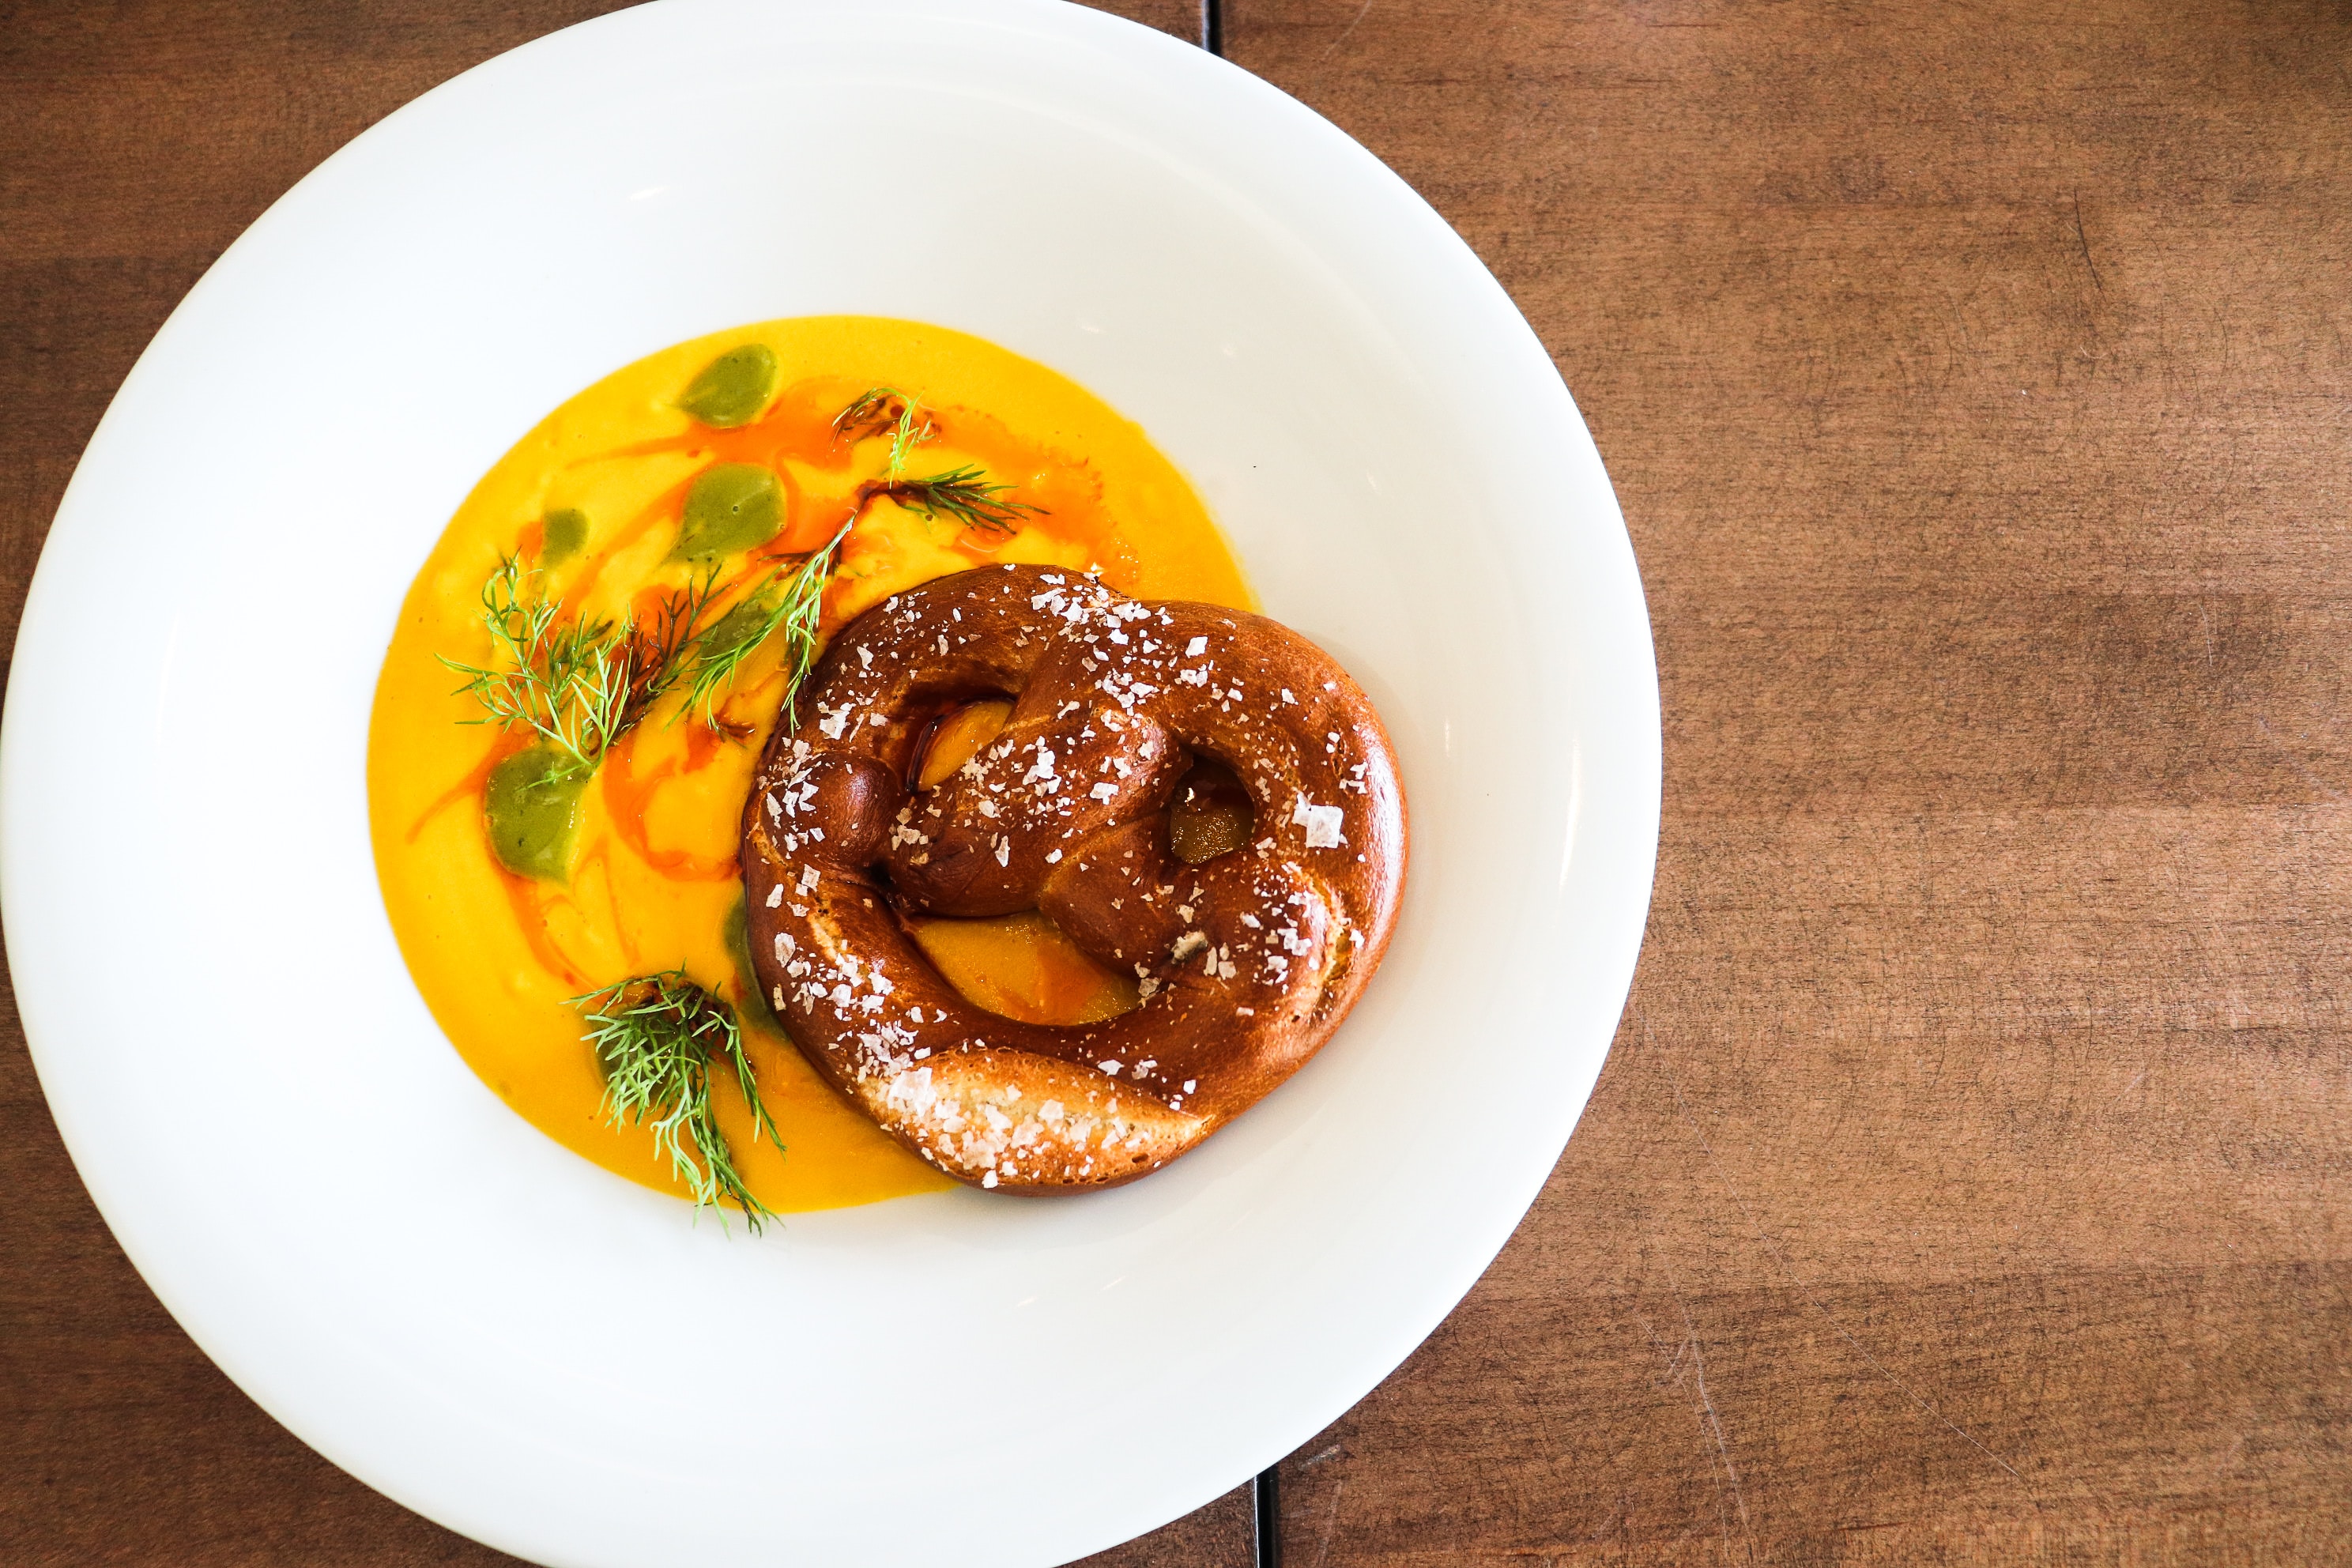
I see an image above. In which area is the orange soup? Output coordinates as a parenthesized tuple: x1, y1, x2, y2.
(369, 316, 1249, 1219)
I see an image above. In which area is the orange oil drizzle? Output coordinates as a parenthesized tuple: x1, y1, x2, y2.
(407, 735, 514, 845)
(564, 473, 703, 609)
(600, 724, 741, 883)
(499, 869, 591, 992)
(575, 836, 639, 972)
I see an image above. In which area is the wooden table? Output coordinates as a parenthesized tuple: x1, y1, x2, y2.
(6, 1, 2348, 1561)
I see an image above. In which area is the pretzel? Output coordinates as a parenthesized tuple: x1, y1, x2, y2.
(743, 564, 1406, 1191)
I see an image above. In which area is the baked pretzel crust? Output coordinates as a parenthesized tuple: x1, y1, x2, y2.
(743, 564, 1406, 1191)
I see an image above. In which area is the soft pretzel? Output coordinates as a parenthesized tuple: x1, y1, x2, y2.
(742, 564, 1406, 1191)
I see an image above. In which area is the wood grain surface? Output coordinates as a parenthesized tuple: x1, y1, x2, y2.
(5, 1, 2348, 1563)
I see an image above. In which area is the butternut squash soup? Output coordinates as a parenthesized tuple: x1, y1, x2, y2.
(369, 317, 1249, 1224)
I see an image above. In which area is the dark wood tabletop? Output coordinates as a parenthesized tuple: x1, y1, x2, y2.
(7, 0, 2350, 1562)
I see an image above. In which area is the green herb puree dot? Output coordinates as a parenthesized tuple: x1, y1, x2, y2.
(673, 463, 782, 560)
(700, 592, 780, 661)
(484, 744, 587, 882)
(678, 343, 778, 428)
(541, 507, 588, 566)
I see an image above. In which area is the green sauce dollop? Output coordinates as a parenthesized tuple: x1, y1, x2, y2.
(484, 744, 587, 882)
(673, 463, 782, 560)
(540, 507, 588, 566)
(678, 344, 778, 428)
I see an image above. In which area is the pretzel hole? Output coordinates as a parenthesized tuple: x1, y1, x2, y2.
(1169, 756, 1255, 865)
(899, 698, 1146, 1024)
(906, 910, 1141, 1025)
(914, 698, 1014, 789)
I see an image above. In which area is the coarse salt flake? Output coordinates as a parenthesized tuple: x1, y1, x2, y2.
(1293, 797, 1346, 849)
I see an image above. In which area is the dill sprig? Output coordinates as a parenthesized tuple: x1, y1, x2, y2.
(442, 556, 707, 771)
(833, 388, 1039, 536)
(832, 386, 934, 477)
(575, 972, 786, 1234)
(831, 387, 899, 445)
(678, 519, 854, 729)
(767, 519, 854, 725)
(865, 466, 1041, 539)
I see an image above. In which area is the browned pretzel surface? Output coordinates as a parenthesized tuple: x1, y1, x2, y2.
(743, 564, 1406, 1191)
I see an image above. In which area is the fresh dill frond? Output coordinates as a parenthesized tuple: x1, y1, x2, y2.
(833, 390, 1036, 535)
(769, 520, 854, 726)
(832, 388, 897, 443)
(620, 567, 714, 731)
(678, 590, 786, 731)
(886, 397, 933, 477)
(439, 556, 623, 773)
(832, 387, 935, 477)
(677, 521, 854, 729)
(574, 972, 786, 1234)
(866, 466, 1042, 539)
(442, 556, 710, 768)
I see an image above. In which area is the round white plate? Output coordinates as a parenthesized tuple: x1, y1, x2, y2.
(1, 2, 1658, 1563)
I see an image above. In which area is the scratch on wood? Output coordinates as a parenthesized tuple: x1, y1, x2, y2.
(1637, 1227, 1757, 1562)
(1672, 1294, 1758, 1561)
(1310, 1476, 1345, 1568)
(1320, 0, 1377, 63)
(1635, 1007, 2044, 1505)
(2072, 191, 2105, 292)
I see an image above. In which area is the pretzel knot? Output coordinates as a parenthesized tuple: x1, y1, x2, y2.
(744, 564, 1407, 1191)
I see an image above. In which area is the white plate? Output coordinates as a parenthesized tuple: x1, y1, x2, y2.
(0, 2, 1658, 1563)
